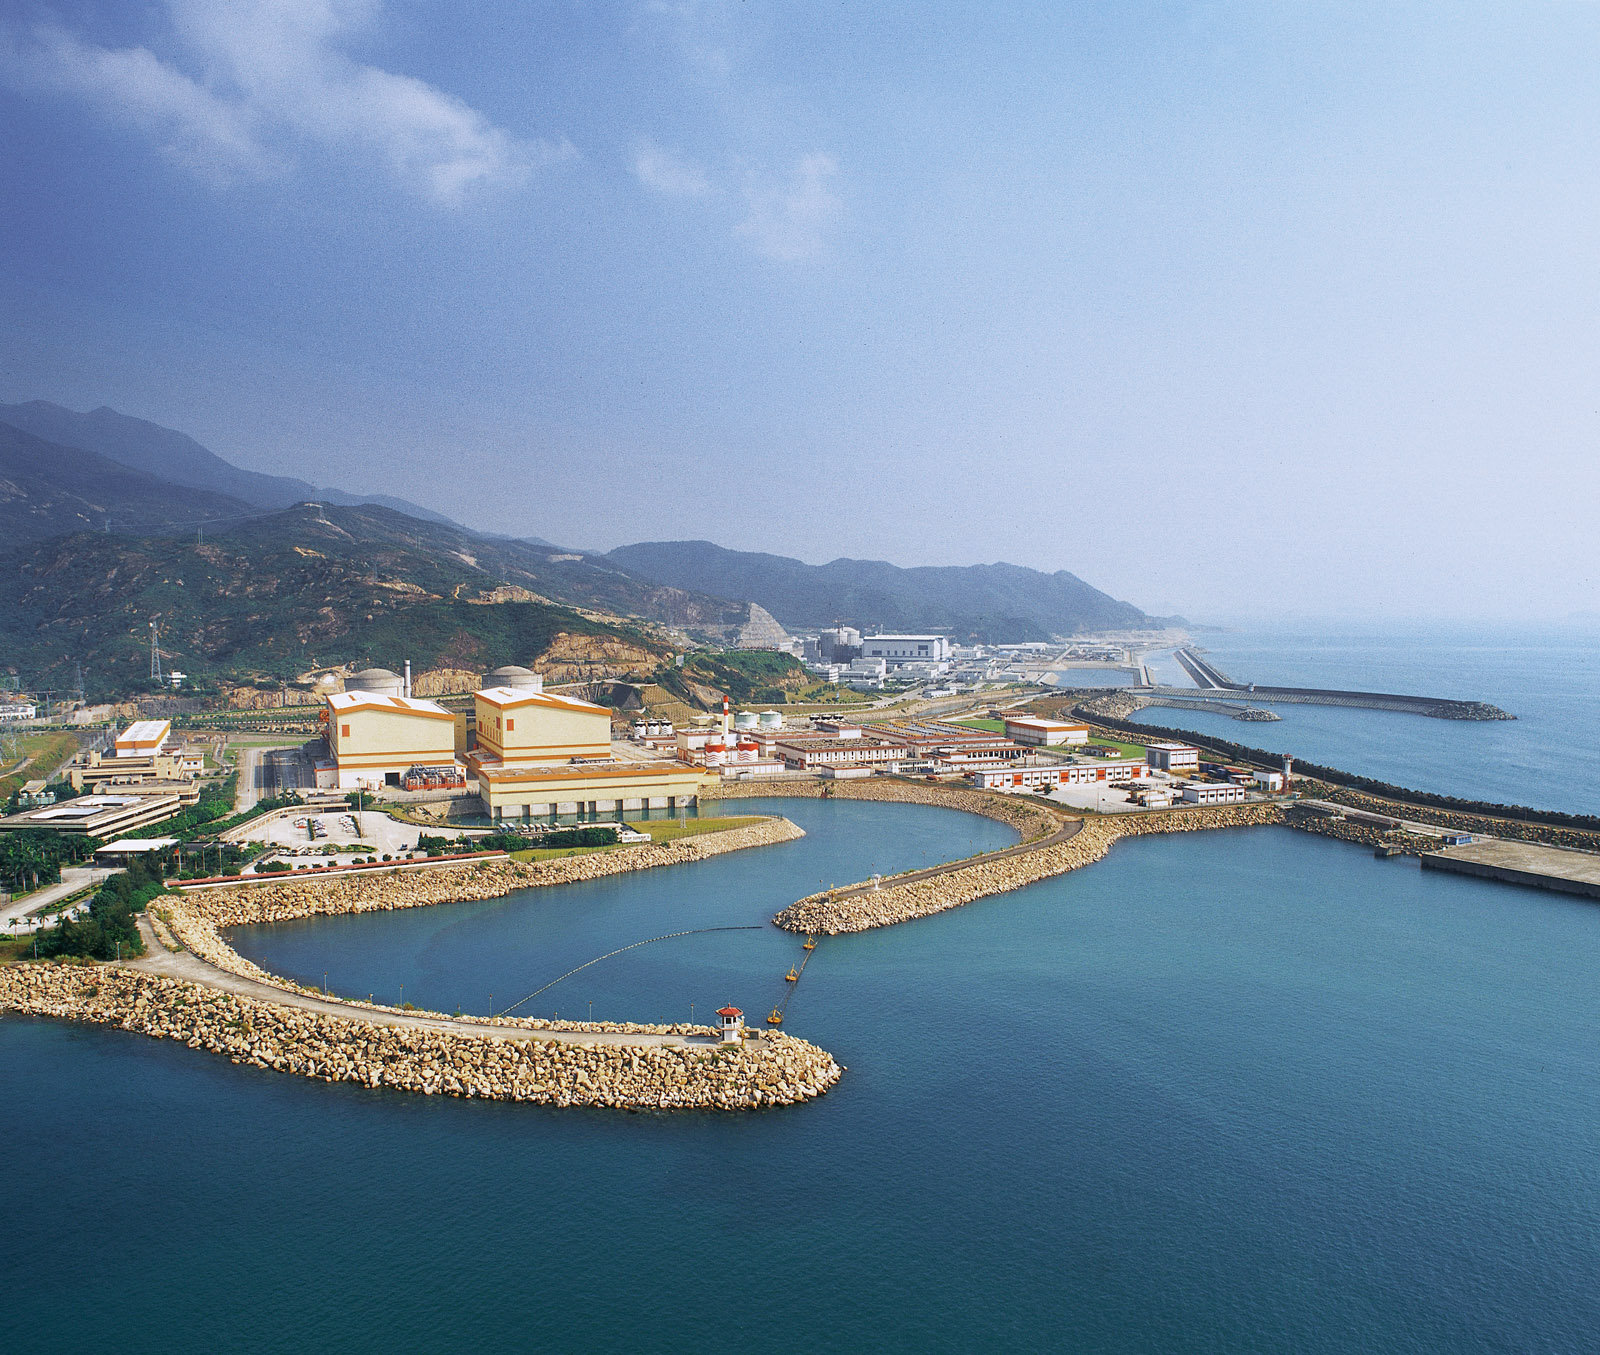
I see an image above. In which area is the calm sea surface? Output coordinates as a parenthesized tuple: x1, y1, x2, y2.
(1138, 624, 1600, 816)
(7, 786, 1600, 1353)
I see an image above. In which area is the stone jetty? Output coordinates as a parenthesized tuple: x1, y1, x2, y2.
(0, 814, 842, 1111)
(772, 800, 1286, 934)
(0, 964, 841, 1110)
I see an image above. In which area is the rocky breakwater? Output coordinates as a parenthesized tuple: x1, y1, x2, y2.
(774, 803, 1286, 934)
(168, 818, 805, 993)
(0, 964, 841, 1110)
(1325, 790, 1600, 854)
(1286, 811, 1441, 856)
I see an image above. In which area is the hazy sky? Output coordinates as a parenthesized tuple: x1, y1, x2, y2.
(2, 1, 1597, 623)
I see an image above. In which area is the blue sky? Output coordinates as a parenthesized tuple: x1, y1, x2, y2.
(2, 1, 1597, 623)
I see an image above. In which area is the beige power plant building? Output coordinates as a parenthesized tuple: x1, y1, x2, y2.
(468, 684, 703, 823)
(323, 689, 459, 790)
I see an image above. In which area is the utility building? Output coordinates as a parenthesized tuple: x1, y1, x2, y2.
(116, 720, 172, 758)
(1003, 717, 1089, 747)
(324, 691, 458, 790)
(1145, 742, 1201, 773)
(468, 685, 702, 823)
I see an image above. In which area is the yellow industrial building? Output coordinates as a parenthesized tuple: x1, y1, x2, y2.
(468, 685, 703, 822)
(326, 677, 706, 819)
(473, 686, 612, 763)
(323, 690, 459, 790)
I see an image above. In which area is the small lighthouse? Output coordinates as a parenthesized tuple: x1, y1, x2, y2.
(716, 1005, 745, 1044)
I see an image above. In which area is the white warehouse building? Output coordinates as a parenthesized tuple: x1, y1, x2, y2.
(860, 634, 952, 665)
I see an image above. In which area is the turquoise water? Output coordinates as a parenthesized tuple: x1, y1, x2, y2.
(1137, 625, 1600, 816)
(7, 795, 1600, 1352)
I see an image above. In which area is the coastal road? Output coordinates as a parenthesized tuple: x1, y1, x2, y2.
(2, 866, 115, 936)
(826, 808, 1084, 903)
(122, 916, 712, 1050)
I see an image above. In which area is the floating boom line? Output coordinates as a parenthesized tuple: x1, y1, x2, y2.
(494, 926, 764, 1018)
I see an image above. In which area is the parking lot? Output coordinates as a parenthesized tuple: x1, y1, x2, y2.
(249, 809, 471, 867)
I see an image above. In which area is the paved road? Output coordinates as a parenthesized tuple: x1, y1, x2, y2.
(2, 866, 115, 936)
(828, 806, 1083, 902)
(122, 916, 708, 1049)
(233, 745, 261, 814)
(1300, 799, 1478, 840)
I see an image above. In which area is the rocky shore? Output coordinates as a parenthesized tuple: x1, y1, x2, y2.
(0, 814, 841, 1112)
(1323, 790, 1600, 854)
(0, 964, 841, 1110)
(773, 802, 1286, 934)
(1286, 812, 1442, 856)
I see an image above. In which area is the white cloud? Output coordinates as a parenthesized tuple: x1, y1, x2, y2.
(1, 1, 568, 204)
(632, 138, 712, 197)
(734, 153, 841, 262)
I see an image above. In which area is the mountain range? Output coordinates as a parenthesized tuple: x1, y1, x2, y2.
(0, 401, 458, 526)
(607, 541, 1158, 642)
(0, 400, 1163, 694)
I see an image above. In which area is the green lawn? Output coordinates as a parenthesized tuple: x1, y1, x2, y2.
(507, 815, 765, 862)
(953, 718, 1005, 732)
(638, 814, 762, 844)
(1080, 736, 1148, 760)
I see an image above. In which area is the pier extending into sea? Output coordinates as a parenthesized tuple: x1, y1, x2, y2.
(1158, 648, 1514, 721)
(1421, 839, 1600, 900)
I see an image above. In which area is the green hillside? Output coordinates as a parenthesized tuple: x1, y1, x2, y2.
(0, 503, 667, 696)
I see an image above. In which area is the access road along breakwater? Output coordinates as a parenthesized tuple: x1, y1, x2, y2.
(0, 816, 844, 1111)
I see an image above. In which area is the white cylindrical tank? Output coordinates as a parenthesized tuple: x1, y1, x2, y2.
(734, 711, 758, 731)
(758, 710, 783, 730)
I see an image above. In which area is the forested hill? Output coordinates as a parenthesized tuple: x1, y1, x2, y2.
(605, 541, 1160, 642)
(0, 503, 679, 695)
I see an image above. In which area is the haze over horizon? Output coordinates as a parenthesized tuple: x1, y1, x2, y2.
(3, 1, 1596, 625)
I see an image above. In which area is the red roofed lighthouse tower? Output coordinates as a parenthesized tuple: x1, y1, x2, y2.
(717, 1005, 745, 1044)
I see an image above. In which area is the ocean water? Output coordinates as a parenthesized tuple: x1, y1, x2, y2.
(1136, 624, 1600, 816)
(7, 796, 1600, 1353)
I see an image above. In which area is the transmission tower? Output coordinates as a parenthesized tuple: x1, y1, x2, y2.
(149, 621, 164, 684)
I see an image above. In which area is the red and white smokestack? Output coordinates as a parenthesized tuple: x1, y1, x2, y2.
(722, 696, 731, 738)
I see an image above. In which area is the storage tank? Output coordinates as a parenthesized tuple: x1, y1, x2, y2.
(483, 665, 543, 693)
(758, 710, 783, 730)
(734, 710, 758, 731)
(735, 739, 759, 763)
(345, 667, 404, 696)
(703, 740, 727, 767)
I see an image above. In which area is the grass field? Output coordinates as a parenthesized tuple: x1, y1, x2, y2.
(638, 814, 762, 843)
(0, 732, 82, 802)
(954, 718, 1005, 732)
(507, 815, 765, 862)
(1081, 736, 1148, 760)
